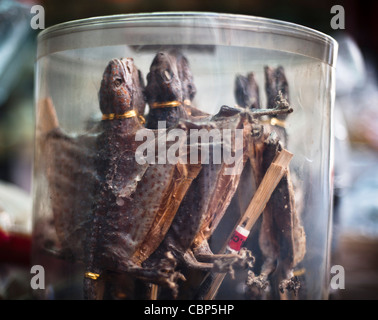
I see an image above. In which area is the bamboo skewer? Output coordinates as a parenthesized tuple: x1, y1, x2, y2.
(203, 148, 293, 300)
(242, 148, 293, 231)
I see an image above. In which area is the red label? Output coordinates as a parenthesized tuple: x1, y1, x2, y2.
(227, 228, 248, 252)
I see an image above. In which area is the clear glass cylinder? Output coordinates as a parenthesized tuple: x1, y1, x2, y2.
(32, 12, 338, 300)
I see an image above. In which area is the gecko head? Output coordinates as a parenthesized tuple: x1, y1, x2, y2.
(99, 58, 135, 116)
(235, 74, 250, 108)
(235, 72, 259, 109)
(145, 51, 183, 104)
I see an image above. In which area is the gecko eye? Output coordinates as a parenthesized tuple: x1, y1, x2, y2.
(161, 69, 173, 82)
(114, 78, 123, 87)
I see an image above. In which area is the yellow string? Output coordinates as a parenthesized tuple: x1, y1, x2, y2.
(102, 109, 146, 122)
(102, 109, 137, 120)
(150, 101, 181, 109)
(84, 272, 100, 280)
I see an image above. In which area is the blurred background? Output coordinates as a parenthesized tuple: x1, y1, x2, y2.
(0, 0, 378, 299)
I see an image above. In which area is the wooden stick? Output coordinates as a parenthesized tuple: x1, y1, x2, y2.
(203, 148, 293, 300)
(243, 149, 292, 231)
(149, 284, 158, 300)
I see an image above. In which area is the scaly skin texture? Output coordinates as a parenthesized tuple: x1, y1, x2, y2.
(84, 59, 147, 294)
(144, 107, 254, 280)
(144, 52, 300, 300)
(44, 58, 202, 299)
(235, 72, 260, 110)
(235, 67, 306, 299)
(145, 50, 210, 131)
(144, 52, 253, 281)
(145, 51, 188, 129)
(45, 127, 97, 259)
(84, 58, 207, 299)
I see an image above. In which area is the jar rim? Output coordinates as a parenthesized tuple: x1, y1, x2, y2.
(37, 12, 338, 66)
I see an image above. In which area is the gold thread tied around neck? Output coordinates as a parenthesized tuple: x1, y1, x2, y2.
(150, 101, 181, 109)
(102, 109, 136, 120)
(102, 109, 145, 124)
(85, 272, 100, 280)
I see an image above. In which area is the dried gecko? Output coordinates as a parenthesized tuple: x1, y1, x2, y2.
(144, 51, 251, 275)
(44, 58, 203, 299)
(235, 67, 306, 298)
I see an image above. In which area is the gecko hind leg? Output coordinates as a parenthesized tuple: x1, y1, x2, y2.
(193, 241, 254, 278)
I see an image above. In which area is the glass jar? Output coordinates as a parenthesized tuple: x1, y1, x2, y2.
(32, 12, 338, 300)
